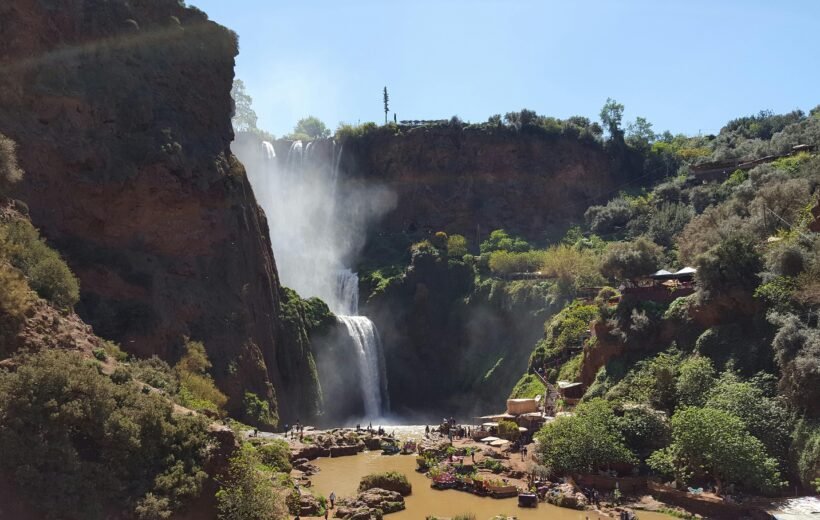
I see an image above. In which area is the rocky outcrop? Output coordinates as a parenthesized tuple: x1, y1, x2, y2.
(0, 0, 308, 422)
(335, 488, 405, 519)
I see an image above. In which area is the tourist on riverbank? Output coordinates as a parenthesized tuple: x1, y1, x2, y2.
(329, 491, 336, 509)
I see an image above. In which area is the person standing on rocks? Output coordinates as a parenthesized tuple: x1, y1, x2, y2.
(329, 491, 336, 509)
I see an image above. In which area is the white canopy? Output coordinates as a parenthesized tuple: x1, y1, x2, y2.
(490, 439, 510, 447)
(674, 267, 697, 275)
(480, 436, 501, 443)
(651, 269, 673, 277)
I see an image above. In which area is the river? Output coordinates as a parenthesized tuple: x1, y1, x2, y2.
(308, 442, 674, 519)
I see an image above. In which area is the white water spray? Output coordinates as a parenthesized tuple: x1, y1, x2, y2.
(233, 135, 393, 418)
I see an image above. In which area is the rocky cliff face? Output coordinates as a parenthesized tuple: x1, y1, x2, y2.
(0, 0, 294, 421)
(341, 126, 617, 241)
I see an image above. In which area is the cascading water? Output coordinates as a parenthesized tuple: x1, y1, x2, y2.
(233, 135, 392, 418)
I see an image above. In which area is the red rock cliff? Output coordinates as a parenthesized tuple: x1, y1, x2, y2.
(340, 126, 617, 240)
(0, 0, 288, 420)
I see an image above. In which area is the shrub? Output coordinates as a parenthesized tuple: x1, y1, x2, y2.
(242, 391, 276, 428)
(616, 405, 671, 458)
(480, 229, 530, 254)
(0, 262, 31, 320)
(447, 234, 468, 257)
(102, 340, 128, 362)
(0, 219, 80, 309)
(175, 339, 228, 413)
(358, 471, 412, 496)
(584, 197, 634, 234)
(130, 356, 178, 394)
(431, 231, 448, 249)
(488, 249, 546, 274)
(216, 444, 285, 520)
(675, 356, 716, 407)
(695, 235, 763, 298)
(0, 350, 211, 519)
(497, 419, 521, 442)
(600, 237, 664, 281)
(647, 203, 694, 247)
(257, 439, 292, 473)
(535, 399, 636, 475)
(0, 133, 23, 197)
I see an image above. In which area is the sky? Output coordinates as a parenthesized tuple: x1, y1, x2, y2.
(191, 0, 819, 138)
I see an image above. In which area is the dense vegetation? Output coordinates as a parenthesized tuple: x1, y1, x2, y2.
(0, 349, 213, 519)
(352, 104, 819, 495)
(520, 106, 820, 494)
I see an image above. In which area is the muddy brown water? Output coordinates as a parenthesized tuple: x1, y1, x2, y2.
(309, 450, 673, 519)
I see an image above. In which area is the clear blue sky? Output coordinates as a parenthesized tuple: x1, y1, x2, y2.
(191, 0, 818, 138)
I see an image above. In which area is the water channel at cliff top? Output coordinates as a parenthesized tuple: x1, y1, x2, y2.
(304, 426, 674, 520)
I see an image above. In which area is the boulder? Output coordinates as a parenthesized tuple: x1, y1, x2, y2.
(330, 444, 362, 457)
(298, 493, 324, 516)
(334, 488, 404, 518)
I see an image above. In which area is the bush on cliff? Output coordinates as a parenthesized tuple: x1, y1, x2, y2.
(0, 218, 80, 309)
(257, 439, 292, 473)
(216, 444, 286, 520)
(0, 349, 212, 520)
(175, 338, 228, 413)
(358, 471, 412, 496)
(0, 133, 23, 197)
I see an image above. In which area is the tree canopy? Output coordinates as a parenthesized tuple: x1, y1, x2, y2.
(289, 116, 331, 140)
(535, 399, 636, 475)
(648, 406, 782, 494)
(231, 79, 258, 132)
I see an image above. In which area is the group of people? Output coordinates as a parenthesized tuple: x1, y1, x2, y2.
(355, 422, 387, 436)
(284, 419, 305, 440)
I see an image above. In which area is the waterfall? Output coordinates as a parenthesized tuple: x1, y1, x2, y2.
(233, 135, 390, 418)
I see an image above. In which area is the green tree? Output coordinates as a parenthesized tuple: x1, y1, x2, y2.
(675, 356, 716, 407)
(289, 116, 330, 140)
(535, 399, 636, 475)
(383, 86, 390, 124)
(600, 237, 664, 281)
(600, 98, 625, 141)
(0, 350, 210, 519)
(479, 229, 531, 254)
(648, 407, 782, 494)
(705, 375, 792, 463)
(231, 79, 258, 132)
(626, 116, 656, 149)
(216, 444, 285, 520)
(695, 235, 763, 298)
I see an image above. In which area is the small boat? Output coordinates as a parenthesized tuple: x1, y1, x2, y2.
(518, 492, 538, 508)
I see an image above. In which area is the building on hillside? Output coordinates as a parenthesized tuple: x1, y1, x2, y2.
(620, 267, 697, 303)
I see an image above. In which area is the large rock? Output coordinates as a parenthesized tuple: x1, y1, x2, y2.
(0, 0, 320, 423)
(335, 488, 405, 518)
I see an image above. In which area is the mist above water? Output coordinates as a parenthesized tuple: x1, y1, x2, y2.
(232, 135, 395, 418)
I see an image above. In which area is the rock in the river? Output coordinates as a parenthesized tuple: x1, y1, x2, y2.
(292, 458, 319, 475)
(334, 488, 405, 518)
(545, 482, 588, 510)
